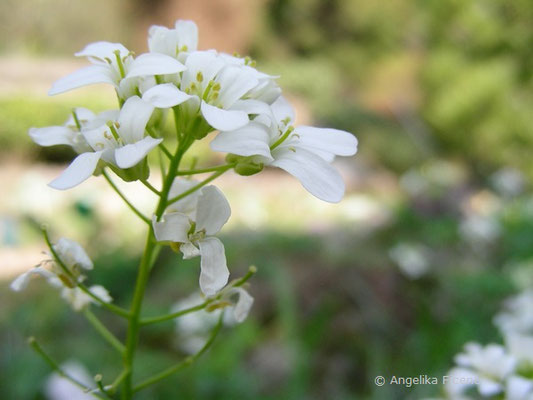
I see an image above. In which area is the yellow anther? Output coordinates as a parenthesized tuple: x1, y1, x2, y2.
(212, 82, 221, 91)
(196, 71, 204, 82)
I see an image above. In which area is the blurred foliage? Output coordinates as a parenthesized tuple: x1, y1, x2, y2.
(0, 0, 134, 55)
(253, 0, 533, 178)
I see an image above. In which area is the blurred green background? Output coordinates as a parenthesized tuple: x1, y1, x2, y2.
(1, 0, 533, 399)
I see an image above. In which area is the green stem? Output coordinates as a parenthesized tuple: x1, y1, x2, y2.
(122, 229, 157, 399)
(28, 337, 106, 400)
(177, 163, 236, 176)
(158, 143, 172, 160)
(140, 179, 160, 196)
(141, 301, 208, 326)
(167, 167, 231, 206)
(42, 228, 130, 318)
(140, 265, 257, 326)
(133, 314, 223, 393)
(102, 170, 151, 225)
(121, 137, 190, 398)
(84, 309, 125, 354)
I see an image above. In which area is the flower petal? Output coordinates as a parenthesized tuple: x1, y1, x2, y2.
(152, 213, 191, 243)
(231, 99, 273, 119)
(29, 126, 74, 147)
(196, 186, 231, 235)
(114, 136, 163, 169)
(49, 65, 115, 95)
(229, 287, 254, 323)
(215, 66, 258, 108)
(296, 126, 358, 157)
(181, 242, 201, 259)
(89, 285, 112, 304)
(142, 84, 191, 108)
(271, 96, 295, 125)
(117, 96, 154, 143)
(270, 147, 345, 203)
(10, 267, 55, 292)
(201, 102, 248, 131)
(175, 20, 198, 52)
(167, 178, 201, 216)
(49, 151, 103, 190)
(53, 238, 94, 270)
(126, 53, 186, 79)
(198, 237, 229, 297)
(210, 122, 273, 160)
(75, 41, 129, 61)
(181, 51, 225, 92)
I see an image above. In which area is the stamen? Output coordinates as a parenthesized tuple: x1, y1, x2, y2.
(114, 50, 126, 79)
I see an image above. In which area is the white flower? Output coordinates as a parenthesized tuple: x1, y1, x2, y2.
(454, 342, 516, 397)
(148, 20, 198, 62)
(506, 375, 533, 400)
(459, 214, 500, 244)
(48, 41, 186, 100)
(153, 179, 231, 296)
(210, 96, 358, 202)
(389, 243, 430, 279)
(494, 290, 533, 336)
(28, 108, 101, 154)
(505, 333, 533, 366)
(61, 285, 112, 312)
(48, 96, 161, 190)
(173, 287, 254, 353)
(178, 50, 261, 131)
(172, 292, 220, 354)
(221, 287, 254, 325)
(45, 361, 95, 400)
(10, 238, 93, 291)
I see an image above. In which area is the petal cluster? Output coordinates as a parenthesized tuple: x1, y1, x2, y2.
(153, 179, 231, 296)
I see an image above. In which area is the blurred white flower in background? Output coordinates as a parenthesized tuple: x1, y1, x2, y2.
(45, 361, 95, 400)
(453, 343, 516, 397)
(459, 214, 500, 244)
(494, 290, 533, 336)
(491, 167, 525, 198)
(389, 243, 430, 279)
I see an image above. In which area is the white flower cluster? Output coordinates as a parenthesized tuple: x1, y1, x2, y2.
(25, 19, 358, 314)
(10, 238, 111, 311)
(34, 19, 357, 202)
(431, 289, 533, 400)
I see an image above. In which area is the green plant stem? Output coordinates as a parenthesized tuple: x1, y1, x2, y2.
(84, 309, 125, 354)
(121, 229, 157, 400)
(158, 142, 172, 160)
(28, 337, 106, 400)
(102, 170, 151, 225)
(121, 137, 191, 399)
(141, 301, 208, 326)
(177, 163, 236, 176)
(140, 265, 257, 326)
(42, 228, 130, 318)
(133, 314, 224, 393)
(167, 167, 232, 206)
(140, 179, 160, 195)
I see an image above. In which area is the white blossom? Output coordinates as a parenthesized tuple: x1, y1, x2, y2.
(210, 96, 358, 202)
(45, 361, 95, 400)
(48, 41, 186, 100)
(153, 179, 231, 296)
(61, 285, 112, 312)
(453, 342, 516, 397)
(389, 242, 430, 279)
(148, 20, 198, 62)
(494, 290, 533, 336)
(48, 96, 161, 190)
(10, 238, 93, 291)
